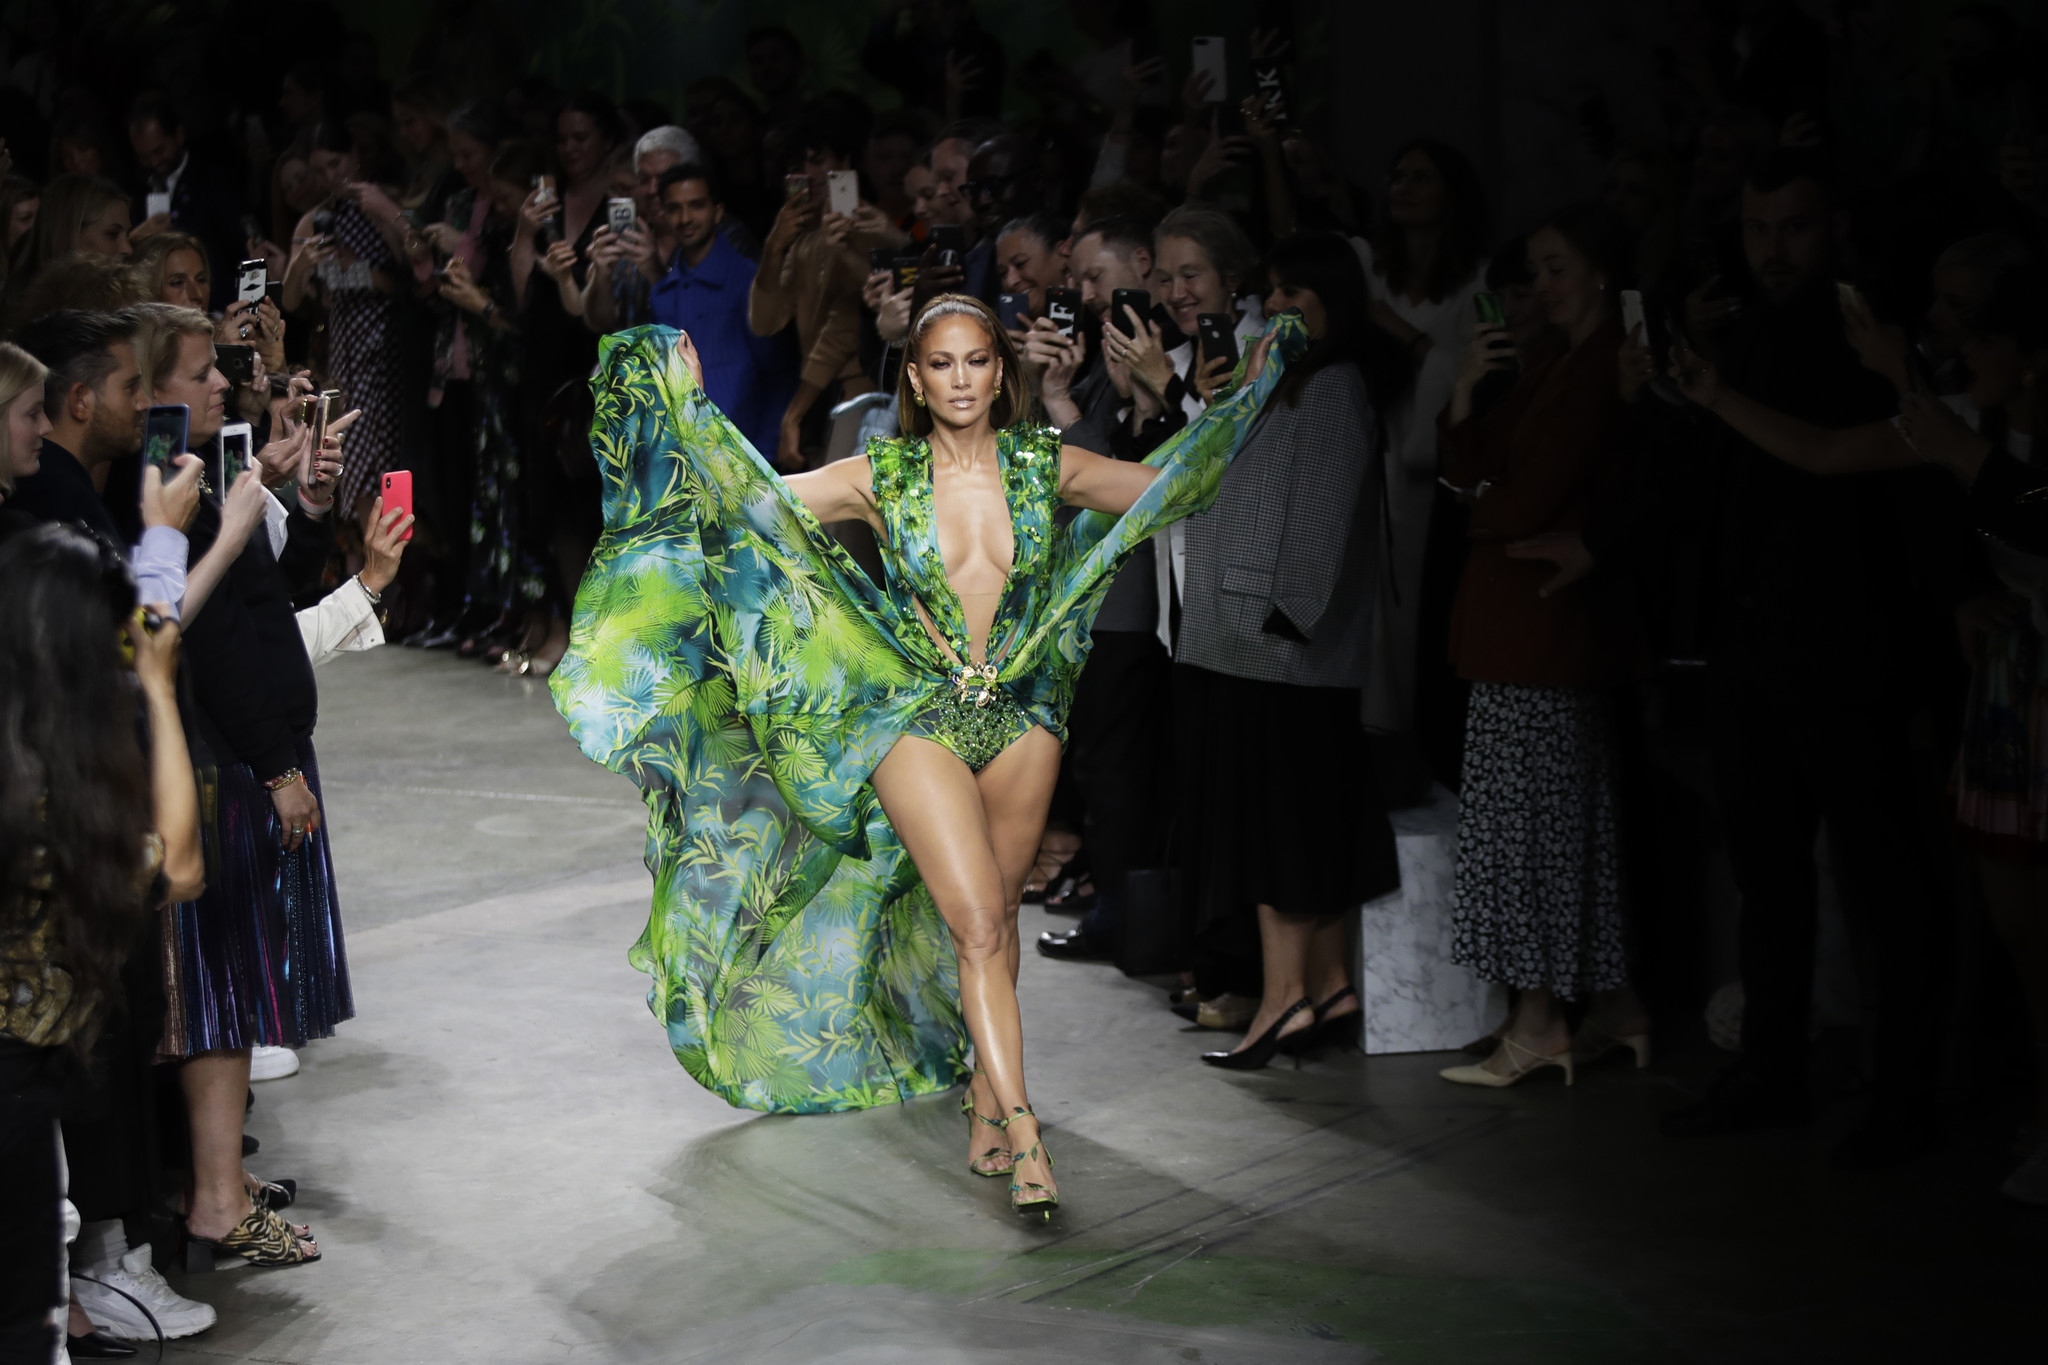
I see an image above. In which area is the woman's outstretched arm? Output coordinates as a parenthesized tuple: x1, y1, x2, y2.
(1673, 340, 1917, 474)
(1057, 444, 1160, 515)
(1058, 329, 1279, 514)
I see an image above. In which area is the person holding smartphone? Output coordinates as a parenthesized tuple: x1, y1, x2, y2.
(748, 107, 891, 471)
(282, 121, 405, 525)
(1435, 207, 1652, 1091)
(0, 523, 206, 1362)
(122, 304, 346, 1269)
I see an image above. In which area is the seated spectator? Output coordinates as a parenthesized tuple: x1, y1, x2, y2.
(648, 164, 796, 457)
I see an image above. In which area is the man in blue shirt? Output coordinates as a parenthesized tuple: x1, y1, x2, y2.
(647, 164, 797, 459)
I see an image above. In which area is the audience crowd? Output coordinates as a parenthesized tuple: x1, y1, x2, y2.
(5, 0, 2048, 1355)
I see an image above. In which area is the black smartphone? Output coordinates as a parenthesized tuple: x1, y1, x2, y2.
(142, 404, 188, 478)
(1196, 313, 1238, 370)
(263, 280, 283, 308)
(1110, 288, 1151, 337)
(930, 223, 965, 256)
(1474, 292, 1507, 327)
(996, 291, 1031, 331)
(869, 246, 895, 274)
(215, 344, 257, 387)
(1044, 286, 1082, 339)
(891, 253, 921, 292)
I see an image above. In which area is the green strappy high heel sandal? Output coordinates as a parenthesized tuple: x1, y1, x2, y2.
(1002, 1106, 1058, 1218)
(961, 1073, 1016, 1177)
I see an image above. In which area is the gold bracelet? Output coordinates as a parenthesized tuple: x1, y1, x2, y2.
(263, 768, 304, 792)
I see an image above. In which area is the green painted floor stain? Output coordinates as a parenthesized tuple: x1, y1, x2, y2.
(821, 1248, 1672, 1364)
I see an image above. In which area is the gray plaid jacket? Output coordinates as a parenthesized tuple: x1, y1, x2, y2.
(1175, 363, 1379, 689)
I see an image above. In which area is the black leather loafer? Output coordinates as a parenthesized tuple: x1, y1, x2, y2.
(1035, 928, 1119, 962)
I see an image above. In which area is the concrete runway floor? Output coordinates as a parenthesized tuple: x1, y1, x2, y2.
(140, 646, 2044, 1364)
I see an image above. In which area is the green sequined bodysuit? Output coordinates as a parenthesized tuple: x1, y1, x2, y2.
(551, 317, 1306, 1113)
(869, 428, 1056, 771)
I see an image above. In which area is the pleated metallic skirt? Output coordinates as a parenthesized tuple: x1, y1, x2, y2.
(159, 739, 353, 1057)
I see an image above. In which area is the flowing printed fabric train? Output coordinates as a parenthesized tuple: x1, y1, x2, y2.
(551, 318, 1305, 1114)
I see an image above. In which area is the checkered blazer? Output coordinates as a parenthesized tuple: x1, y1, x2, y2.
(1175, 362, 1380, 689)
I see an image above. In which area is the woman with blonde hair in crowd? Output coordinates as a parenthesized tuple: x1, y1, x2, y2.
(130, 231, 213, 310)
(0, 340, 50, 498)
(4, 174, 135, 326)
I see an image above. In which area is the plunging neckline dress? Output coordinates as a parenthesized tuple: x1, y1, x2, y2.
(551, 318, 1305, 1112)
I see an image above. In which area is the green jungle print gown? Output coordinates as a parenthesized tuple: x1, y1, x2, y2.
(551, 315, 1307, 1114)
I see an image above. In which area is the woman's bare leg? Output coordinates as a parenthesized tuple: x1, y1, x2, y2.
(1232, 906, 1319, 1054)
(872, 728, 1059, 1195)
(1305, 917, 1357, 1019)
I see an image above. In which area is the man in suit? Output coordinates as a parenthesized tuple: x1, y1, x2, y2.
(127, 95, 248, 311)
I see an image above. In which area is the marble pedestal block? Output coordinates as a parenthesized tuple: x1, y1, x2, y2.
(1353, 785, 1507, 1054)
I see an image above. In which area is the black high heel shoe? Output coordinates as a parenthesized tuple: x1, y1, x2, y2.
(1296, 984, 1363, 1055)
(1201, 998, 1313, 1070)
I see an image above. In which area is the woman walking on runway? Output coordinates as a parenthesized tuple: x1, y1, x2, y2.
(552, 295, 1300, 1215)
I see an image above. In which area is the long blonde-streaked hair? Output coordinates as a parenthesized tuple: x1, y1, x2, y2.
(22, 174, 130, 272)
(0, 340, 50, 494)
(893, 293, 1031, 438)
(129, 232, 213, 305)
(128, 302, 215, 402)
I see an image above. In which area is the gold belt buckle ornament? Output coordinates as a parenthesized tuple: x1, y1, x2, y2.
(953, 661, 1000, 706)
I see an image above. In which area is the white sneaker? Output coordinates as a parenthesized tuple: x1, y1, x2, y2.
(250, 1046, 300, 1081)
(2003, 1141, 2048, 1206)
(72, 1245, 217, 1340)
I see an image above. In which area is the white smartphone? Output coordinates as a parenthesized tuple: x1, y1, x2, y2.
(827, 169, 859, 217)
(606, 197, 636, 236)
(216, 422, 252, 501)
(1619, 289, 1646, 342)
(237, 259, 266, 306)
(145, 190, 172, 219)
(1192, 36, 1227, 101)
